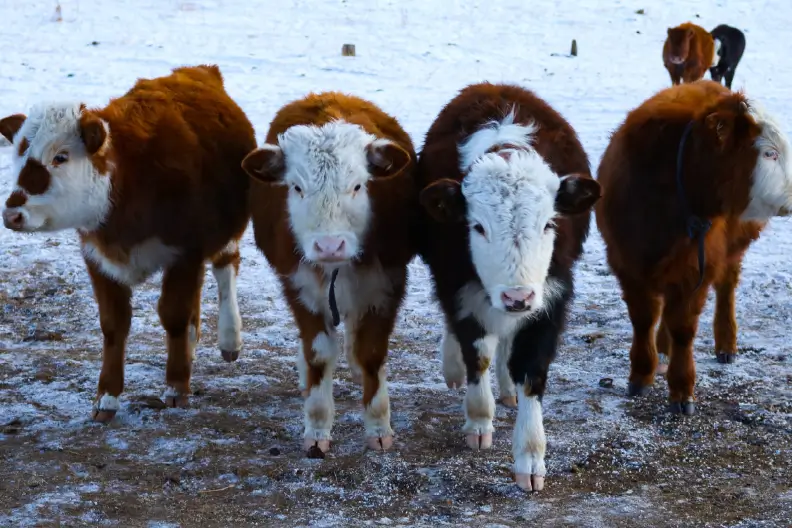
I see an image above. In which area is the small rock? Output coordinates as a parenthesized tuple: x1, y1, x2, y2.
(635, 8, 645, 14)
(91, 41, 99, 46)
(570, 464, 582, 474)
(165, 473, 180, 485)
(599, 377, 614, 389)
(2, 418, 22, 434)
(269, 447, 281, 456)
(67, 73, 75, 78)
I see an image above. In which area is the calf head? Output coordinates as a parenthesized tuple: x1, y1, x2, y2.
(666, 27, 694, 64)
(421, 148, 600, 315)
(744, 101, 792, 219)
(242, 121, 410, 266)
(1, 103, 112, 233)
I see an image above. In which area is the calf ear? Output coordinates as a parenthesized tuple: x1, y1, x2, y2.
(367, 139, 412, 179)
(0, 114, 26, 143)
(79, 113, 108, 155)
(555, 174, 601, 215)
(705, 111, 736, 149)
(419, 179, 466, 223)
(242, 145, 285, 182)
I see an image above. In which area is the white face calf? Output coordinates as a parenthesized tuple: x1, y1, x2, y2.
(421, 116, 600, 315)
(242, 121, 410, 266)
(743, 101, 792, 220)
(0, 103, 112, 233)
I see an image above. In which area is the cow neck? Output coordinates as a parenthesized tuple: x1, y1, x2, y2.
(328, 268, 341, 327)
(676, 120, 712, 290)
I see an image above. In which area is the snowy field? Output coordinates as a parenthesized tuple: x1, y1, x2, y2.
(1, 0, 791, 526)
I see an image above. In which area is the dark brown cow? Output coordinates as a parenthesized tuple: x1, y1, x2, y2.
(416, 82, 600, 491)
(0, 65, 256, 421)
(596, 80, 792, 415)
(663, 22, 717, 85)
(242, 92, 418, 454)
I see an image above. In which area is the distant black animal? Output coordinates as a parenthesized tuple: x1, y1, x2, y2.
(709, 24, 746, 89)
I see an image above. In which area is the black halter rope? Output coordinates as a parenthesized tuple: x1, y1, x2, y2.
(328, 268, 341, 327)
(676, 120, 712, 291)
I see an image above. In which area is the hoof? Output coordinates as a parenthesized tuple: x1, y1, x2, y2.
(304, 438, 331, 455)
(627, 381, 650, 397)
(164, 394, 190, 408)
(465, 432, 493, 450)
(221, 349, 240, 362)
(515, 473, 545, 492)
(91, 409, 117, 423)
(367, 435, 393, 451)
(669, 400, 695, 415)
(446, 378, 466, 389)
(500, 395, 518, 408)
(716, 353, 736, 364)
(300, 388, 309, 398)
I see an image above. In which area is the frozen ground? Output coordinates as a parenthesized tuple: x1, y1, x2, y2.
(0, 0, 791, 526)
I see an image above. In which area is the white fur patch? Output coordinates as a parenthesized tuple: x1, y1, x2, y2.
(304, 365, 335, 441)
(81, 237, 181, 287)
(3, 102, 113, 232)
(311, 331, 339, 363)
(743, 101, 792, 220)
(512, 390, 547, 477)
(212, 263, 242, 352)
(463, 374, 495, 435)
(268, 121, 390, 263)
(296, 342, 308, 393)
(163, 386, 182, 398)
(457, 112, 564, 316)
(363, 367, 393, 439)
(441, 327, 466, 387)
(96, 393, 120, 411)
(289, 260, 397, 322)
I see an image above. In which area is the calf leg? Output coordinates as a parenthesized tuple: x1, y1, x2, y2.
(508, 300, 565, 492)
(454, 318, 496, 450)
(284, 291, 340, 453)
(713, 261, 740, 364)
(725, 68, 736, 90)
(622, 285, 662, 396)
(86, 261, 132, 423)
(159, 258, 205, 407)
(211, 241, 243, 362)
(353, 311, 398, 450)
(663, 286, 709, 415)
(496, 334, 517, 408)
(441, 324, 466, 389)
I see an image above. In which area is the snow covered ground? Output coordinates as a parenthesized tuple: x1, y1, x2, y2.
(0, 0, 791, 526)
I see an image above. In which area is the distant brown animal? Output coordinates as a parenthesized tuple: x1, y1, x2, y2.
(663, 22, 717, 85)
(595, 80, 792, 415)
(0, 65, 256, 422)
(243, 92, 418, 455)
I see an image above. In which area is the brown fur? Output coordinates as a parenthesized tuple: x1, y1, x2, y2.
(595, 81, 763, 408)
(0, 114, 26, 143)
(3, 65, 256, 416)
(247, 92, 419, 436)
(663, 22, 716, 85)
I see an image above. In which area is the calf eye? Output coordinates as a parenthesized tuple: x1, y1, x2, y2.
(293, 184, 303, 194)
(472, 223, 485, 236)
(765, 150, 779, 161)
(353, 184, 361, 192)
(53, 152, 69, 165)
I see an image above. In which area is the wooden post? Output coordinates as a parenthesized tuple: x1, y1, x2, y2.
(571, 39, 578, 57)
(342, 44, 356, 57)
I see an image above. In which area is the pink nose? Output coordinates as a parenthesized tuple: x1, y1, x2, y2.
(2, 209, 24, 231)
(501, 288, 535, 312)
(313, 236, 346, 260)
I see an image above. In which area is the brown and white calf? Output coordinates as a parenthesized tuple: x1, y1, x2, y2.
(417, 82, 600, 491)
(0, 64, 255, 420)
(243, 92, 418, 453)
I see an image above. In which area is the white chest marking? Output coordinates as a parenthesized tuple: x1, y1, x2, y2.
(289, 261, 396, 322)
(82, 238, 181, 286)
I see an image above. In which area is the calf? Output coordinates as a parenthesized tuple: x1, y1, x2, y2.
(709, 24, 746, 90)
(417, 82, 600, 491)
(243, 92, 418, 453)
(0, 65, 255, 421)
(595, 80, 792, 415)
(663, 22, 717, 85)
